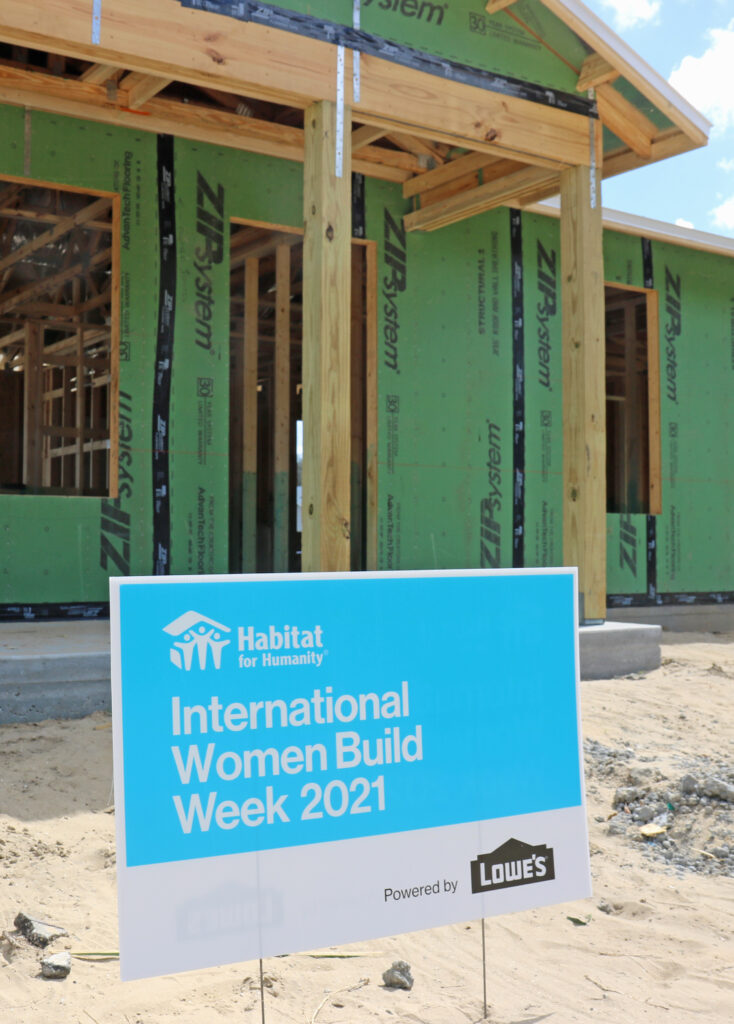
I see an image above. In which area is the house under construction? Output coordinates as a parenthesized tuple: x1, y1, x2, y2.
(0, 0, 732, 626)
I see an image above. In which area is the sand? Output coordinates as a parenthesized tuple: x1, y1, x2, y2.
(1, 632, 733, 1023)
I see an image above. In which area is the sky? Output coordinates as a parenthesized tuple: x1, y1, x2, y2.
(582, 0, 734, 237)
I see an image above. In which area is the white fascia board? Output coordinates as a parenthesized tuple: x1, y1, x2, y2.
(539, 0, 711, 145)
(525, 197, 734, 259)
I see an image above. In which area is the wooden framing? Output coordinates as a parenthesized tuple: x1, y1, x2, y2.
(604, 282, 662, 517)
(273, 243, 291, 572)
(0, 2, 593, 167)
(595, 84, 657, 160)
(405, 166, 558, 232)
(229, 216, 377, 573)
(561, 163, 606, 621)
(242, 256, 259, 573)
(301, 100, 352, 572)
(0, 178, 116, 497)
(576, 54, 619, 92)
(365, 243, 378, 572)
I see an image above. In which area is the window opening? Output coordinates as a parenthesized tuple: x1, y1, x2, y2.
(605, 284, 661, 515)
(0, 180, 115, 496)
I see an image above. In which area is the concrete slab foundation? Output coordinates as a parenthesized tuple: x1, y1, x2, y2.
(0, 621, 111, 724)
(1, 616, 663, 724)
(579, 621, 662, 680)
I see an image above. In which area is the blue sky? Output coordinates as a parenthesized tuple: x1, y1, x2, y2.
(582, 0, 734, 237)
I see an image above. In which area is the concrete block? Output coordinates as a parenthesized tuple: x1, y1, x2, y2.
(579, 621, 662, 680)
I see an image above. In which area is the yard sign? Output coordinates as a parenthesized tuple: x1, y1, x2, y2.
(110, 568, 590, 980)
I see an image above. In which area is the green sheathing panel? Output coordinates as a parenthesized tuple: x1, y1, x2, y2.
(370, 179, 513, 570)
(168, 142, 301, 575)
(0, 104, 303, 607)
(653, 241, 734, 594)
(279, 0, 585, 93)
(521, 212, 563, 568)
(603, 228, 734, 599)
(602, 229, 649, 597)
(0, 108, 158, 604)
(0, 105, 25, 177)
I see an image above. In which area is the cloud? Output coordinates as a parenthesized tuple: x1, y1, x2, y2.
(599, 0, 661, 30)
(710, 195, 734, 230)
(669, 20, 734, 134)
(718, 157, 734, 172)
(675, 218, 694, 229)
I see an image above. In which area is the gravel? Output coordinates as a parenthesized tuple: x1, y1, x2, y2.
(584, 739, 734, 877)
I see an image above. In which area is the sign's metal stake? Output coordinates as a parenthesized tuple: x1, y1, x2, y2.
(481, 918, 488, 1019)
(259, 957, 266, 1023)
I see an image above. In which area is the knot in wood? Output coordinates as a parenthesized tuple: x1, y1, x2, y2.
(325, 224, 335, 241)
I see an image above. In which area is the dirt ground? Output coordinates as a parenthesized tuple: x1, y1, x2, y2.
(1, 632, 733, 1023)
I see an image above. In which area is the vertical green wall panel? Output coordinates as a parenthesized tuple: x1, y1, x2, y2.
(2, 98, 734, 609)
(522, 212, 563, 568)
(168, 142, 301, 575)
(0, 110, 158, 603)
(274, 0, 585, 93)
(370, 177, 513, 571)
(653, 241, 734, 594)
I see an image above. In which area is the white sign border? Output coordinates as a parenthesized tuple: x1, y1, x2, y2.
(110, 567, 587, 980)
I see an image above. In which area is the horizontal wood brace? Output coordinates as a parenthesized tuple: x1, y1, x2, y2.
(405, 166, 558, 231)
(0, 2, 591, 168)
(0, 65, 416, 184)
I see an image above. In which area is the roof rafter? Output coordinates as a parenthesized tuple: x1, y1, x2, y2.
(0, 195, 112, 276)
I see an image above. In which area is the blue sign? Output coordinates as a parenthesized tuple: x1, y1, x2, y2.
(117, 570, 581, 869)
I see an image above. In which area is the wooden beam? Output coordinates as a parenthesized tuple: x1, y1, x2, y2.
(404, 166, 557, 232)
(118, 70, 173, 109)
(79, 63, 119, 84)
(403, 151, 503, 199)
(486, 0, 519, 11)
(560, 163, 607, 621)
(576, 53, 619, 92)
(242, 257, 259, 573)
(0, 206, 113, 231)
(22, 321, 42, 487)
(0, 65, 413, 184)
(273, 243, 291, 572)
(602, 129, 698, 179)
(0, 3, 592, 166)
(539, 0, 709, 146)
(364, 243, 378, 572)
(351, 124, 386, 151)
(302, 100, 352, 572)
(0, 195, 112, 275)
(596, 83, 657, 159)
(0, 247, 111, 315)
(386, 133, 445, 165)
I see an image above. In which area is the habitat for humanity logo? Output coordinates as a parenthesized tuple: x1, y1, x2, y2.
(470, 838, 555, 894)
(163, 611, 231, 671)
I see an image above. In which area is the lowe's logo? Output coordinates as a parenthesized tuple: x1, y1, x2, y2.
(470, 838, 555, 893)
(163, 611, 231, 671)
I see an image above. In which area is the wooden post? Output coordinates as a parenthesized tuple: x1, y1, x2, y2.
(560, 162, 607, 621)
(365, 243, 378, 571)
(22, 322, 42, 488)
(302, 100, 352, 572)
(242, 257, 259, 573)
(273, 243, 291, 571)
(350, 244, 364, 571)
